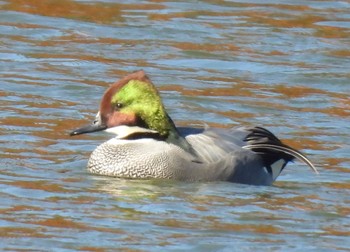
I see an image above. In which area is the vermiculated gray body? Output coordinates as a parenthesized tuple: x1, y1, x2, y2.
(87, 127, 274, 185)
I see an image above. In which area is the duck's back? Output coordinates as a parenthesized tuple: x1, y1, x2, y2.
(180, 127, 274, 185)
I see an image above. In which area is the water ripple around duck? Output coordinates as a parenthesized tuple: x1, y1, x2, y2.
(0, 0, 349, 251)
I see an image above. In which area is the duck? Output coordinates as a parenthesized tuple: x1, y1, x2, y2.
(70, 70, 318, 186)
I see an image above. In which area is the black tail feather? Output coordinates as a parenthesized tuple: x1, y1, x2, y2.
(243, 127, 318, 179)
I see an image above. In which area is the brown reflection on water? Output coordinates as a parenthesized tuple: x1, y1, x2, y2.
(323, 226, 350, 237)
(328, 49, 350, 58)
(148, 2, 313, 22)
(148, 10, 215, 21)
(161, 81, 350, 120)
(273, 85, 344, 99)
(262, 194, 323, 212)
(76, 247, 106, 252)
(0, 205, 42, 216)
(2, 180, 73, 193)
(0, 227, 51, 238)
(2, 0, 123, 24)
(33, 215, 89, 229)
(155, 218, 282, 234)
(1, 114, 67, 134)
(0, 90, 90, 162)
(161, 80, 348, 157)
(28, 52, 121, 65)
(245, 12, 324, 29)
(0, 22, 48, 29)
(2, 0, 166, 24)
(172, 41, 240, 54)
(315, 26, 349, 39)
(1, 1, 349, 250)
(29, 215, 126, 234)
(324, 182, 350, 190)
(37, 35, 137, 47)
(160, 81, 262, 98)
(323, 158, 350, 173)
(67, 195, 99, 204)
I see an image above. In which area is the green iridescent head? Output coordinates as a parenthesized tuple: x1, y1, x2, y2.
(87, 70, 177, 138)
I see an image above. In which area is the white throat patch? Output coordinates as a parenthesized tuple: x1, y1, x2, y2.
(105, 125, 159, 139)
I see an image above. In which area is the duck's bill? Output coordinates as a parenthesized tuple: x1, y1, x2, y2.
(70, 123, 107, 136)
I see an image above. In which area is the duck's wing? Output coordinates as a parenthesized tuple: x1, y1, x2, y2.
(179, 126, 317, 185)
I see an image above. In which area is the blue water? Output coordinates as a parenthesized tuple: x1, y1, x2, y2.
(1, 0, 349, 251)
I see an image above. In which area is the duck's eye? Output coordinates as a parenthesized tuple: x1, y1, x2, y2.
(115, 103, 123, 110)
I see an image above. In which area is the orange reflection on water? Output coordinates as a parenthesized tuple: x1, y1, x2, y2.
(29, 215, 127, 235)
(160, 82, 258, 98)
(3, 0, 123, 24)
(2, 180, 73, 193)
(0, 205, 42, 214)
(0, 227, 51, 238)
(172, 41, 240, 53)
(148, 10, 234, 21)
(328, 49, 350, 58)
(246, 13, 325, 29)
(155, 218, 283, 234)
(3, 0, 166, 24)
(33, 215, 89, 229)
(314, 26, 350, 39)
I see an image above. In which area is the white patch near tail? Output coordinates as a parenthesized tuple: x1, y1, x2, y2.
(270, 159, 286, 181)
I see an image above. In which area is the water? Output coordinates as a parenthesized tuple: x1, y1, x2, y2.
(1, 0, 349, 251)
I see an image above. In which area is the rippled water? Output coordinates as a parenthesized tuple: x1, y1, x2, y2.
(1, 0, 349, 251)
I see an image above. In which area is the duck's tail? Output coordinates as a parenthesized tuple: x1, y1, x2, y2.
(243, 127, 318, 181)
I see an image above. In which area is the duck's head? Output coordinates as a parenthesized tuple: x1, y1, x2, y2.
(70, 70, 177, 140)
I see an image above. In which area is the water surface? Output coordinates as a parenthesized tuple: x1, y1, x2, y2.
(1, 0, 349, 251)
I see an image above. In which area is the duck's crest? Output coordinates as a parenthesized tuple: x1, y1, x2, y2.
(98, 70, 194, 153)
(100, 70, 152, 122)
